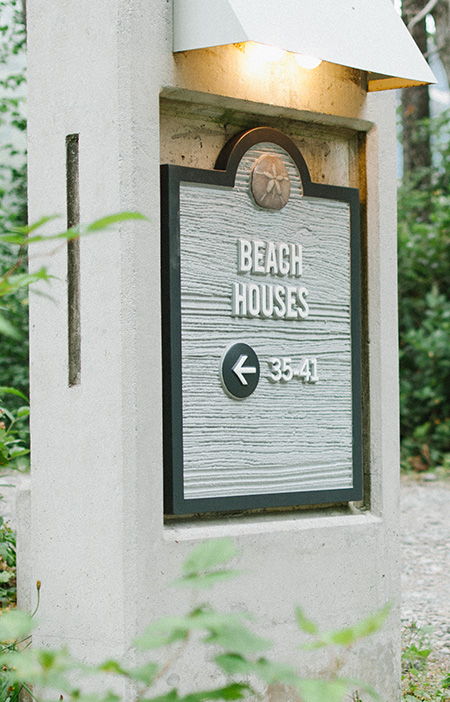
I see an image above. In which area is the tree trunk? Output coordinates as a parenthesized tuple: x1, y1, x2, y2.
(432, 0, 450, 86)
(401, 0, 432, 186)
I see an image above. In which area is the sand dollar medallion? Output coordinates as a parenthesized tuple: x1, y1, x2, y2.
(251, 154, 290, 210)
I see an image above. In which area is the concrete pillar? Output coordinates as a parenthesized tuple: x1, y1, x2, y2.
(26, 0, 400, 698)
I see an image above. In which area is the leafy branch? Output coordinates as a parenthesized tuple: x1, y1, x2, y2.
(0, 538, 389, 702)
(0, 212, 147, 473)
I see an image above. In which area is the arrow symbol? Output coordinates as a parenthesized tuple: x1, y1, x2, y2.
(232, 355, 257, 386)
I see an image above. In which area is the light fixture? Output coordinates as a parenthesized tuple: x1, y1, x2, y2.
(293, 55, 322, 70)
(173, 0, 436, 91)
(244, 42, 286, 64)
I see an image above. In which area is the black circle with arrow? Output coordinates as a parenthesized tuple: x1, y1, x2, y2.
(220, 342, 260, 399)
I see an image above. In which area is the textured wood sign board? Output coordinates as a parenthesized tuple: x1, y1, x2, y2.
(161, 128, 362, 515)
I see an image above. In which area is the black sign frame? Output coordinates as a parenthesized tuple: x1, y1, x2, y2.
(161, 127, 363, 515)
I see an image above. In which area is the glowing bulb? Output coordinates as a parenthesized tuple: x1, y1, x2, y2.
(294, 54, 322, 70)
(245, 42, 286, 64)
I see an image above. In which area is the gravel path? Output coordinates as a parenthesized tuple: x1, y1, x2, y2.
(401, 476, 450, 664)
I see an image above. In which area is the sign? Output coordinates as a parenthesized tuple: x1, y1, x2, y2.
(220, 342, 260, 399)
(161, 127, 362, 515)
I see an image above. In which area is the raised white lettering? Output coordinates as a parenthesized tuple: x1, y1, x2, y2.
(247, 283, 261, 317)
(297, 287, 309, 319)
(277, 243, 290, 275)
(290, 244, 302, 277)
(237, 238, 304, 278)
(285, 286, 297, 319)
(273, 285, 287, 318)
(238, 239, 252, 273)
(265, 241, 278, 276)
(232, 282, 247, 316)
(231, 281, 309, 320)
(261, 284, 274, 317)
(252, 240, 266, 274)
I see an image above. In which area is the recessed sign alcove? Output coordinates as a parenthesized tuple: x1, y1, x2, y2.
(161, 127, 362, 515)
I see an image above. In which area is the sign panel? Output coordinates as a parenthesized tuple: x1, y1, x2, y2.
(161, 127, 362, 515)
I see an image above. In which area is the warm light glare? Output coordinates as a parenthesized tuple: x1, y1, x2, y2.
(241, 42, 322, 73)
(245, 42, 286, 64)
(294, 54, 322, 70)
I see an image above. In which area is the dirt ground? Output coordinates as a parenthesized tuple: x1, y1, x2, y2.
(401, 474, 450, 669)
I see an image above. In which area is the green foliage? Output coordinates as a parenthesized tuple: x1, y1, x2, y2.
(0, 517, 15, 606)
(0, 213, 147, 476)
(0, 0, 27, 405)
(401, 623, 450, 701)
(298, 604, 391, 650)
(0, 609, 30, 702)
(0, 0, 26, 230)
(398, 107, 450, 470)
(0, 386, 29, 468)
(0, 213, 147, 338)
(0, 538, 388, 702)
(175, 537, 241, 589)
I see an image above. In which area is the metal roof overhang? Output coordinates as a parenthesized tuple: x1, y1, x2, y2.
(173, 0, 436, 91)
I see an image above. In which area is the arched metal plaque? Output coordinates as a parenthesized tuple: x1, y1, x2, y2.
(161, 127, 362, 515)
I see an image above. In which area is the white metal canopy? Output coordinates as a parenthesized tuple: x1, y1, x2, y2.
(173, 0, 436, 91)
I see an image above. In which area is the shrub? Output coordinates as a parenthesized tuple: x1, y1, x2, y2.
(398, 108, 450, 469)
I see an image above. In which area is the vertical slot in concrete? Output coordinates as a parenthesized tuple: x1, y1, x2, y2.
(66, 133, 81, 387)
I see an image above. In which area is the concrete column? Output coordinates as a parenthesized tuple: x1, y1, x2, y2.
(26, 0, 400, 698)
